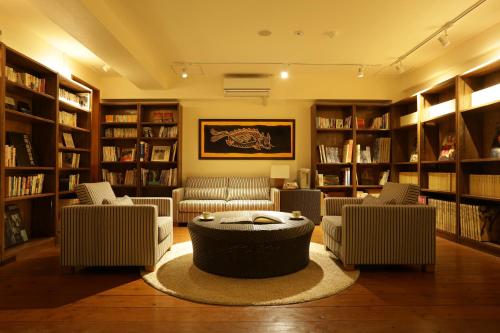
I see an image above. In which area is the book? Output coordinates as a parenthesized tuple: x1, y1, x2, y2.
(6, 132, 37, 166)
(4, 205, 28, 248)
(220, 212, 285, 224)
(62, 132, 75, 148)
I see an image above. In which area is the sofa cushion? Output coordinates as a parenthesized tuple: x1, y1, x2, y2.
(184, 187, 227, 200)
(362, 195, 395, 205)
(227, 188, 270, 200)
(186, 177, 227, 188)
(322, 216, 342, 243)
(178, 200, 227, 213)
(102, 195, 134, 205)
(226, 200, 274, 211)
(228, 177, 270, 188)
(157, 216, 173, 243)
(75, 182, 116, 205)
(378, 182, 420, 205)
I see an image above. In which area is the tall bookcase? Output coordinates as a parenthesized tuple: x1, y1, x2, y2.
(0, 44, 58, 264)
(311, 100, 392, 198)
(99, 101, 182, 197)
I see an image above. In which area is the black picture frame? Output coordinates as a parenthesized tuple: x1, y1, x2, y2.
(199, 119, 295, 160)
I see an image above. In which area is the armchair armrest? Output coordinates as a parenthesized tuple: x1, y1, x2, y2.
(60, 205, 159, 266)
(131, 197, 172, 217)
(324, 197, 363, 216)
(341, 204, 436, 265)
(172, 188, 185, 223)
(270, 188, 280, 211)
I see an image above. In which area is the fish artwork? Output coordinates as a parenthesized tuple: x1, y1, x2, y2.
(210, 128, 274, 151)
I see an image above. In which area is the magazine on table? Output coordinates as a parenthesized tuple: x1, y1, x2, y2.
(220, 212, 285, 224)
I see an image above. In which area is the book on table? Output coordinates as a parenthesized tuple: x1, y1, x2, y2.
(220, 212, 286, 224)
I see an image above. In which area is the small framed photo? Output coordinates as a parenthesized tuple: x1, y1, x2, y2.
(151, 146, 171, 162)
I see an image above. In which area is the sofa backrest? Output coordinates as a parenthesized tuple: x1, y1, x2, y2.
(227, 177, 270, 200)
(75, 182, 117, 205)
(184, 177, 227, 200)
(378, 182, 420, 205)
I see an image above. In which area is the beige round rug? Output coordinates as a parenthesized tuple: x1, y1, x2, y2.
(142, 241, 359, 306)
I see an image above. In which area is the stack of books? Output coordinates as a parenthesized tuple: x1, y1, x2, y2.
(6, 174, 44, 197)
(317, 145, 340, 163)
(104, 113, 137, 123)
(124, 169, 137, 185)
(428, 199, 456, 234)
(316, 116, 352, 129)
(459, 204, 483, 241)
(158, 126, 178, 138)
(59, 111, 77, 126)
(104, 128, 137, 138)
(370, 112, 390, 129)
(4, 145, 16, 167)
(59, 88, 90, 110)
(6, 66, 46, 93)
(102, 146, 120, 162)
(60, 174, 80, 191)
(356, 145, 372, 163)
(58, 152, 80, 168)
(428, 172, 456, 192)
(372, 138, 391, 163)
(141, 168, 178, 186)
(469, 174, 500, 198)
(342, 140, 353, 163)
(399, 172, 419, 185)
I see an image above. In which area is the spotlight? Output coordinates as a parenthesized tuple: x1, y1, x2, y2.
(181, 68, 188, 79)
(394, 60, 404, 74)
(357, 66, 365, 78)
(438, 30, 450, 47)
(102, 64, 110, 72)
(280, 64, 289, 80)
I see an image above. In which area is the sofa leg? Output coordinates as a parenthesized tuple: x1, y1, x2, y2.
(343, 263, 356, 271)
(422, 264, 435, 273)
(145, 265, 155, 272)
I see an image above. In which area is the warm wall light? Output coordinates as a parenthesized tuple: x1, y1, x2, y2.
(279, 64, 289, 80)
(471, 83, 500, 107)
(102, 64, 111, 72)
(438, 30, 450, 47)
(357, 66, 365, 78)
(181, 68, 189, 79)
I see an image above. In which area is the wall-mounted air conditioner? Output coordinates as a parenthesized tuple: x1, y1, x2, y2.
(223, 74, 271, 97)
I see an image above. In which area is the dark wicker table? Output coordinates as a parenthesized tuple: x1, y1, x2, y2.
(188, 211, 315, 278)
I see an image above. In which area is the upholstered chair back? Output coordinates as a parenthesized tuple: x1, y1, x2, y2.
(75, 182, 117, 205)
(378, 182, 420, 205)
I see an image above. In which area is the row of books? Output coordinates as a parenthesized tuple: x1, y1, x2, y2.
(6, 132, 36, 167)
(427, 198, 457, 234)
(104, 114, 138, 123)
(104, 128, 137, 138)
(318, 140, 353, 164)
(372, 138, 391, 163)
(317, 169, 351, 186)
(141, 168, 178, 186)
(6, 66, 46, 93)
(356, 145, 372, 163)
(102, 169, 137, 186)
(469, 174, 500, 198)
(150, 111, 174, 123)
(139, 142, 177, 162)
(316, 116, 352, 129)
(102, 147, 136, 162)
(143, 126, 178, 138)
(60, 174, 80, 191)
(369, 112, 390, 129)
(4, 145, 16, 167)
(58, 152, 81, 168)
(59, 111, 77, 127)
(428, 172, 456, 192)
(399, 172, 419, 185)
(461, 204, 500, 242)
(6, 174, 45, 197)
(59, 88, 90, 110)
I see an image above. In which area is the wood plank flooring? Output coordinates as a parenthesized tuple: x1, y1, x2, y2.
(0, 227, 499, 332)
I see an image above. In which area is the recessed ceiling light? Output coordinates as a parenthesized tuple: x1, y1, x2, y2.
(102, 64, 110, 72)
(324, 30, 337, 39)
(357, 66, 365, 78)
(258, 30, 272, 37)
(181, 68, 188, 79)
(294, 30, 304, 37)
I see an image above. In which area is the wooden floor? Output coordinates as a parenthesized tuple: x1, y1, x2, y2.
(0, 227, 499, 333)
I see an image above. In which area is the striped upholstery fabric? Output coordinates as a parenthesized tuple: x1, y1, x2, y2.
(227, 188, 270, 200)
(325, 197, 363, 216)
(184, 187, 227, 200)
(179, 200, 227, 213)
(270, 188, 280, 211)
(131, 197, 172, 216)
(321, 216, 342, 242)
(228, 177, 270, 188)
(75, 182, 116, 205)
(186, 177, 227, 188)
(172, 187, 185, 223)
(61, 202, 173, 268)
(378, 182, 420, 205)
(226, 200, 274, 211)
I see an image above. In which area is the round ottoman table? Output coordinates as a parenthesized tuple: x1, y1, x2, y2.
(188, 211, 315, 278)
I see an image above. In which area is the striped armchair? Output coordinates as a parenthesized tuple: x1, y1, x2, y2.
(61, 182, 173, 271)
(321, 183, 436, 271)
(173, 177, 280, 224)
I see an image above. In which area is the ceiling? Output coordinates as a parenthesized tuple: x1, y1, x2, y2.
(1, 0, 499, 89)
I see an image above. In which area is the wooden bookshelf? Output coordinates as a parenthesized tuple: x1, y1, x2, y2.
(1, 43, 58, 264)
(99, 101, 182, 197)
(311, 101, 391, 198)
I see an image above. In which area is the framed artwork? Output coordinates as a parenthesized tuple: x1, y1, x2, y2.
(199, 119, 295, 159)
(151, 146, 171, 161)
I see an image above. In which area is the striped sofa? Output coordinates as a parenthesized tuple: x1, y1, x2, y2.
(173, 177, 280, 224)
(61, 182, 173, 271)
(321, 182, 436, 271)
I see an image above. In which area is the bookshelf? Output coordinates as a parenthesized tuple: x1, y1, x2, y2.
(99, 101, 182, 197)
(1, 44, 58, 264)
(311, 101, 391, 198)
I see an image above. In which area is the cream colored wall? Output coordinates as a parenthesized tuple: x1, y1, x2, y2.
(180, 99, 311, 183)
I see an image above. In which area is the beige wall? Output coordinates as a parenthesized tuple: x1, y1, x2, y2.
(180, 99, 312, 183)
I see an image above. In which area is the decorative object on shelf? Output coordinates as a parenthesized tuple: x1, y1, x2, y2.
(438, 133, 456, 161)
(62, 132, 75, 148)
(297, 168, 310, 189)
(490, 126, 500, 158)
(151, 146, 171, 162)
(4, 205, 29, 248)
(153, 111, 174, 123)
(270, 164, 290, 189)
(119, 148, 136, 162)
(5, 96, 15, 109)
(410, 138, 418, 162)
(199, 119, 295, 159)
(283, 181, 298, 190)
(6, 132, 37, 166)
